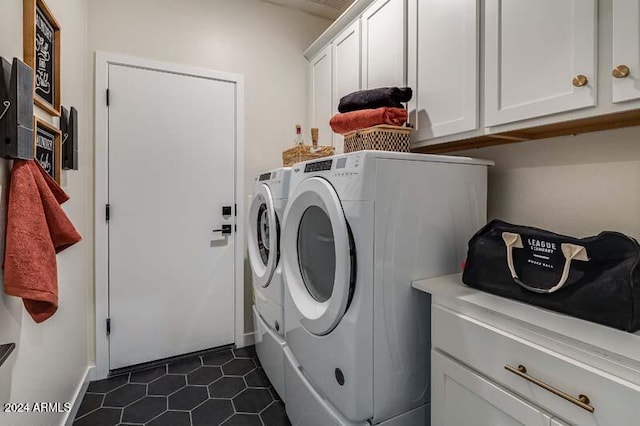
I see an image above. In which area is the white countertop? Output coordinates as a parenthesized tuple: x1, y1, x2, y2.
(413, 274, 640, 374)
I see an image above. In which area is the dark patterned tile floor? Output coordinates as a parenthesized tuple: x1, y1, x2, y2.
(74, 346, 289, 426)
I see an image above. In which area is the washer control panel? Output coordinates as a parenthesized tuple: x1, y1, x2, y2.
(333, 154, 361, 177)
(258, 172, 272, 181)
(304, 159, 333, 173)
(292, 154, 363, 186)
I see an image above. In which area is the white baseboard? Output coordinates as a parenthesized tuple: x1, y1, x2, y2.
(62, 365, 96, 426)
(238, 331, 256, 348)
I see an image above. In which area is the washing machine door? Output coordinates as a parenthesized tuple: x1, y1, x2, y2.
(248, 183, 279, 288)
(282, 177, 354, 336)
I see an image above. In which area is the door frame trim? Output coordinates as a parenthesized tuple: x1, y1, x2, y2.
(94, 51, 246, 379)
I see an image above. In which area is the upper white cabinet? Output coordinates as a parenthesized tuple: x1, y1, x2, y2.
(333, 21, 362, 152)
(484, 0, 598, 126)
(361, 0, 405, 89)
(612, 0, 640, 103)
(306, 0, 404, 150)
(409, 0, 479, 141)
(433, 351, 554, 426)
(333, 22, 361, 104)
(310, 45, 334, 147)
(307, 0, 640, 149)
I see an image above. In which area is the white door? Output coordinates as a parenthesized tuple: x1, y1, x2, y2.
(612, 0, 640, 103)
(362, 0, 406, 90)
(108, 64, 236, 369)
(333, 21, 361, 153)
(410, 0, 478, 142)
(484, 0, 597, 126)
(281, 177, 354, 336)
(311, 46, 334, 147)
(432, 351, 553, 426)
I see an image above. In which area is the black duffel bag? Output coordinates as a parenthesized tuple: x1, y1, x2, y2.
(462, 219, 640, 332)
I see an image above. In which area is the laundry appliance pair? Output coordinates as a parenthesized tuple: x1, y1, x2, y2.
(248, 151, 491, 425)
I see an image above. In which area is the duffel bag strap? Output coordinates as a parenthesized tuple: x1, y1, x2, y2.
(502, 232, 589, 293)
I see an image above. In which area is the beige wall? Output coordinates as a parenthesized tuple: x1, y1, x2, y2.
(88, 0, 330, 200)
(454, 126, 640, 240)
(87, 0, 330, 335)
(0, 0, 93, 425)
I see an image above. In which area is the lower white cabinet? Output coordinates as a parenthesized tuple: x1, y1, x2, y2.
(429, 302, 640, 426)
(432, 351, 553, 426)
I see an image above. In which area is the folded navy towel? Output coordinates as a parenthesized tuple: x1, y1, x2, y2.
(338, 87, 413, 113)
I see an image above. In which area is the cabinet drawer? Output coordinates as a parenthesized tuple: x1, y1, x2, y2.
(433, 305, 640, 425)
(433, 350, 552, 426)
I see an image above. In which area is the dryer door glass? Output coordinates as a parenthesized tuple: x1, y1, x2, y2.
(297, 206, 336, 302)
(248, 184, 279, 288)
(257, 203, 270, 266)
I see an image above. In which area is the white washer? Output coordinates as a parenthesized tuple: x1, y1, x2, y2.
(281, 151, 492, 425)
(248, 167, 291, 401)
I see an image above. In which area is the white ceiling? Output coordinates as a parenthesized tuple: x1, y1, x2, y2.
(262, 0, 355, 20)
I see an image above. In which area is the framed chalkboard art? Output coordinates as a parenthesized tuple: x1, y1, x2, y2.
(23, 0, 61, 117)
(34, 117, 61, 183)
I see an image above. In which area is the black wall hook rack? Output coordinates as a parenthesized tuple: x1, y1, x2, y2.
(60, 106, 78, 170)
(0, 57, 34, 160)
(0, 343, 15, 368)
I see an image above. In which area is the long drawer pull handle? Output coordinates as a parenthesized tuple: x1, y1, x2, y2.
(504, 364, 595, 413)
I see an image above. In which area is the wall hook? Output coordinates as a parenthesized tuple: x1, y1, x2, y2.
(60, 106, 78, 170)
(0, 100, 9, 121)
(0, 57, 34, 160)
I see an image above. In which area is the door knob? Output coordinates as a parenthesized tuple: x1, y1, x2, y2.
(572, 75, 588, 87)
(213, 224, 232, 235)
(612, 65, 630, 78)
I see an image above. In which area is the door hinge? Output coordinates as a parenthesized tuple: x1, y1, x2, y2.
(105, 204, 111, 221)
(106, 318, 111, 336)
(106, 89, 110, 106)
(234, 203, 237, 216)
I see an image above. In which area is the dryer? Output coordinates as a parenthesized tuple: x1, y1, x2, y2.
(281, 152, 492, 425)
(248, 167, 291, 401)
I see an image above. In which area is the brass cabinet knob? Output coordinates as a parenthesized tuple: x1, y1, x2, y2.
(572, 74, 588, 87)
(612, 65, 630, 78)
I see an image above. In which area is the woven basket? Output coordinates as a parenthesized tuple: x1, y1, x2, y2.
(282, 144, 334, 167)
(344, 125, 411, 153)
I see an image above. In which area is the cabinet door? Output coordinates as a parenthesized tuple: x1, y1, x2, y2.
(433, 351, 552, 426)
(410, 0, 478, 142)
(310, 46, 334, 147)
(333, 21, 361, 153)
(551, 419, 571, 426)
(361, 0, 405, 89)
(612, 0, 640, 103)
(484, 0, 597, 126)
